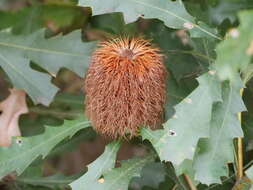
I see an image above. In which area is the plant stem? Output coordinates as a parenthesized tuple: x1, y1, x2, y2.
(172, 184, 178, 190)
(183, 174, 197, 190)
(29, 107, 82, 118)
(237, 88, 244, 180)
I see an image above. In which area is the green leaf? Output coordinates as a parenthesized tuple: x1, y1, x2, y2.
(193, 78, 245, 185)
(90, 13, 126, 35)
(190, 37, 217, 66)
(130, 162, 167, 189)
(0, 52, 58, 106)
(208, 0, 253, 25)
(17, 166, 83, 188)
(94, 155, 154, 190)
(71, 155, 154, 190)
(141, 73, 221, 165)
(189, 21, 218, 40)
(18, 173, 77, 189)
(164, 163, 189, 190)
(184, 0, 253, 27)
(79, 0, 220, 40)
(0, 4, 89, 34)
(88, 12, 138, 37)
(0, 116, 91, 179)
(164, 74, 198, 120)
(143, 20, 204, 81)
(0, 11, 17, 31)
(175, 159, 198, 186)
(214, 10, 253, 82)
(70, 141, 121, 190)
(70, 141, 154, 190)
(0, 29, 96, 105)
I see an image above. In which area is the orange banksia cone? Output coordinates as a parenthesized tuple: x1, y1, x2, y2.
(84, 37, 167, 139)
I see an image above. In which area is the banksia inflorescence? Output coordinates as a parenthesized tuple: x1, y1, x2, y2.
(84, 37, 167, 139)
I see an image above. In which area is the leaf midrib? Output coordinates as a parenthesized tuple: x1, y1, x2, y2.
(0, 41, 84, 57)
(17, 177, 73, 185)
(129, 0, 222, 40)
(106, 155, 153, 189)
(0, 52, 42, 97)
(209, 85, 233, 162)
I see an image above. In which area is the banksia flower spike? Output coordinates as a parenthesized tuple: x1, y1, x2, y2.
(84, 37, 167, 139)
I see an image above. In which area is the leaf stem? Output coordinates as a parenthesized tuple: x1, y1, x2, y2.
(237, 88, 244, 180)
(183, 174, 197, 190)
(165, 49, 215, 62)
(29, 107, 82, 118)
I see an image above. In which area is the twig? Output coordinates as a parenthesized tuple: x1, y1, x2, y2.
(172, 184, 178, 190)
(237, 88, 244, 180)
(29, 107, 82, 118)
(183, 174, 197, 190)
(165, 49, 215, 62)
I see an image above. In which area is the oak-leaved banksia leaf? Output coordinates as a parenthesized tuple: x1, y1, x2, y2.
(84, 37, 167, 138)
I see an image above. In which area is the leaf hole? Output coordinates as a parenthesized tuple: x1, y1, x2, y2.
(16, 138, 22, 145)
(169, 130, 177, 136)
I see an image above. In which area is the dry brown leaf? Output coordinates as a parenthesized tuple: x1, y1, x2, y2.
(0, 89, 28, 146)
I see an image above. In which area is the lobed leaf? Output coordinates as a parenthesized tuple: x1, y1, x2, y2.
(70, 145, 154, 190)
(0, 116, 91, 179)
(0, 30, 97, 105)
(214, 10, 253, 82)
(17, 166, 83, 189)
(70, 141, 121, 190)
(95, 155, 154, 190)
(79, 0, 220, 40)
(141, 73, 221, 165)
(193, 77, 246, 184)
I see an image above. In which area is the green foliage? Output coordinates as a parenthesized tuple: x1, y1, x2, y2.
(1, 1, 253, 190)
(79, 0, 194, 29)
(0, 3, 88, 34)
(79, 0, 220, 39)
(70, 141, 121, 190)
(130, 162, 167, 189)
(16, 166, 82, 189)
(214, 10, 253, 82)
(0, 29, 96, 105)
(95, 155, 154, 190)
(0, 116, 91, 179)
(142, 73, 221, 165)
(193, 78, 245, 184)
(185, 0, 253, 27)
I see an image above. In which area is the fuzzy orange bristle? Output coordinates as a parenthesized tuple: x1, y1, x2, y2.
(84, 37, 167, 139)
